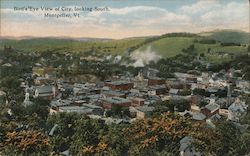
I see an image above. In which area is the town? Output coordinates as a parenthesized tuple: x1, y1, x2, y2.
(0, 33, 250, 155)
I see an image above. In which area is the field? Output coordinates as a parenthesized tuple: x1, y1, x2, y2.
(137, 36, 248, 62)
(0, 38, 147, 56)
(0, 30, 249, 62)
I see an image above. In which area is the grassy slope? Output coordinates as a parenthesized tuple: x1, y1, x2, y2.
(1, 30, 248, 62)
(200, 30, 250, 44)
(0, 38, 147, 55)
(138, 37, 194, 58)
(137, 36, 248, 62)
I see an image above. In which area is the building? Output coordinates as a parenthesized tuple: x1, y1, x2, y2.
(169, 88, 180, 96)
(136, 106, 155, 119)
(148, 77, 165, 86)
(228, 98, 247, 122)
(102, 90, 126, 98)
(34, 85, 58, 100)
(148, 85, 166, 95)
(34, 77, 49, 85)
(101, 97, 132, 109)
(104, 81, 134, 90)
(140, 67, 159, 78)
(201, 103, 220, 118)
(131, 98, 145, 107)
(58, 105, 103, 115)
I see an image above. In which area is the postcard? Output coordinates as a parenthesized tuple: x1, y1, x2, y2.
(0, 0, 249, 155)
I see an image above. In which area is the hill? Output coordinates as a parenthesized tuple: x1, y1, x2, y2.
(0, 37, 147, 56)
(135, 31, 248, 63)
(199, 30, 250, 44)
(1, 30, 249, 63)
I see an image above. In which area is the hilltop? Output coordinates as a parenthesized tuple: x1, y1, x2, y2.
(0, 30, 249, 63)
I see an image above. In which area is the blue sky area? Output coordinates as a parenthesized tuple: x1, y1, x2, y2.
(1, 0, 249, 38)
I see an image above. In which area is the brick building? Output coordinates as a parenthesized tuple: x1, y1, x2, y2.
(104, 81, 134, 90)
(131, 98, 145, 107)
(201, 103, 220, 118)
(148, 77, 165, 86)
(101, 97, 132, 109)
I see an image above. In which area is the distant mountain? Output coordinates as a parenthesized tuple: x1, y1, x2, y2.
(0, 36, 113, 42)
(199, 30, 250, 44)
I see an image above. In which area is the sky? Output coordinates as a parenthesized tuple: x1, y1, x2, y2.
(0, 0, 249, 39)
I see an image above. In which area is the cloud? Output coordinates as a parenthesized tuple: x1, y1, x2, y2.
(1, 1, 249, 38)
(178, 1, 249, 30)
(179, 0, 220, 15)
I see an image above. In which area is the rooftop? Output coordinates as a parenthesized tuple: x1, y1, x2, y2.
(136, 106, 155, 112)
(59, 106, 94, 114)
(148, 77, 165, 80)
(103, 97, 131, 104)
(205, 103, 220, 113)
(36, 86, 53, 93)
(105, 81, 133, 86)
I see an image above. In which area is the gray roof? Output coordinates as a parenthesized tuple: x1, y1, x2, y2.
(228, 102, 245, 112)
(102, 90, 125, 96)
(105, 81, 133, 86)
(148, 77, 164, 80)
(36, 86, 53, 94)
(82, 104, 102, 109)
(51, 99, 72, 107)
(169, 88, 179, 94)
(192, 113, 206, 121)
(59, 106, 94, 114)
(149, 85, 166, 90)
(102, 97, 131, 104)
(136, 106, 155, 112)
(210, 114, 222, 120)
(205, 103, 220, 113)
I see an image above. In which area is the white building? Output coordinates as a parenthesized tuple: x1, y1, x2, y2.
(228, 98, 247, 122)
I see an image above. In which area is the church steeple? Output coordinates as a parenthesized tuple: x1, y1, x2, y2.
(23, 92, 32, 107)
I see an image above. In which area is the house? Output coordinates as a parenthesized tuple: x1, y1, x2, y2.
(148, 77, 165, 86)
(58, 104, 103, 115)
(136, 106, 155, 119)
(192, 112, 206, 121)
(101, 97, 132, 109)
(131, 98, 145, 107)
(104, 81, 134, 90)
(201, 103, 220, 118)
(174, 72, 196, 83)
(228, 98, 247, 122)
(34, 85, 58, 100)
(34, 77, 49, 85)
(140, 67, 159, 78)
(148, 85, 166, 95)
(236, 80, 250, 89)
(102, 90, 126, 98)
(179, 136, 201, 156)
(87, 94, 105, 103)
(169, 88, 179, 96)
(190, 105, 201, 113)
